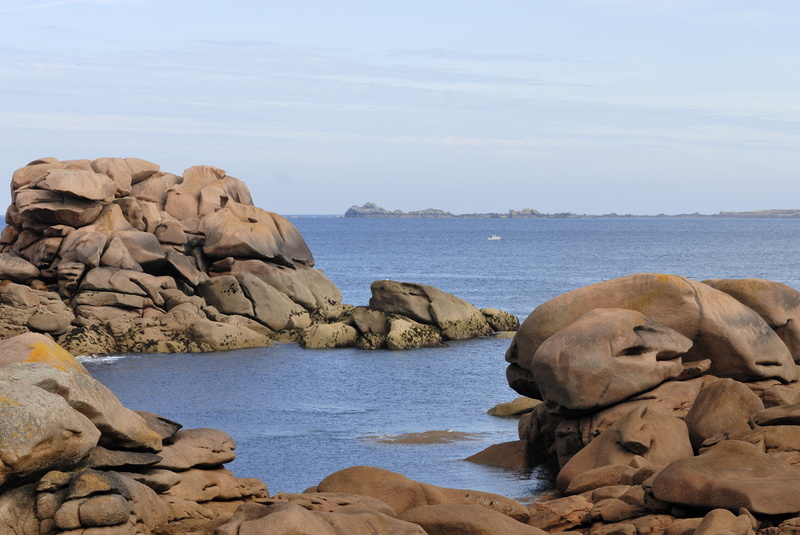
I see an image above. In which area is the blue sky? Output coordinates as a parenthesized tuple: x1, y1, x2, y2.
(1, 1, 798, 215)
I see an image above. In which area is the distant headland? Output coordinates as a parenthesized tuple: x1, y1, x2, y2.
(344, 202, 800, 219)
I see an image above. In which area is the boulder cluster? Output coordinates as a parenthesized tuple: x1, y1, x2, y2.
(0, 158, 515, 355)
(499, 273, 800, 534)
(0, 333, 269, 535)
(304, 280, 518, 350)
(0, 332, 543, 535)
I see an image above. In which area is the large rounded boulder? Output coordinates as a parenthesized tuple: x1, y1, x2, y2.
(530, 308, 691, 415)
(506, 273, 798, 399)
(704, 278, 800, 361)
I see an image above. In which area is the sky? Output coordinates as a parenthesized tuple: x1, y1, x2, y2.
(1, 1, 798, 216)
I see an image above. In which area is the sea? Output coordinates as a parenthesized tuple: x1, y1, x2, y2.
(82, 216, 800, 502)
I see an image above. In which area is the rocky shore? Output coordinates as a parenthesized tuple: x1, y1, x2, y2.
(495, 273, 800, 534)
(6, 157, 800, 534)
(8, 272, 800, 533)
(1, 332, 537, 535)
(0, 157, 517, 355)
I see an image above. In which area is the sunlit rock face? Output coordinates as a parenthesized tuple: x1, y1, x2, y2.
(506, 273, 798, 402)
(497, 272, 800, 533)
(0, 157, 340, 354)
(0, 157, 514, 355)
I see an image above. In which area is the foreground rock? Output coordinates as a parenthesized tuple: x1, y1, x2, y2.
(0, 333, 268, 535)
(479, 273, 800, 535)
(15, 268, 800, 534)
(0, 157, 517, 354)
(0, 333, 542, 534)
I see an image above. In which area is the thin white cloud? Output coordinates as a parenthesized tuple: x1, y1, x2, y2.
(390, 49, 562, 63)
(0, 0, 147, 13)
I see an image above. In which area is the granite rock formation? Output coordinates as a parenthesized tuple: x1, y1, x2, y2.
(0, 333, 268, 534)
(0, 333, 537, 534)
(0, 158, 516, 354)
(13, 265, 800, 533)
(476, 273, 800, 534)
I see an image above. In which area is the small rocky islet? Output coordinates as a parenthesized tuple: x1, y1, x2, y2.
(4, 159, 800, 534)
(0, 157, 517, 355)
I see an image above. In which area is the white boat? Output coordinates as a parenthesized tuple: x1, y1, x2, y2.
(487, 235, 501, 240)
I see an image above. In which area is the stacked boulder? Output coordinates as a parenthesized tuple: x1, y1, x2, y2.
(299, 280, 518, 349)
(0, 333, 544, 534)
(0, 157, 341, 354)
(0, 158, 516, 354)
(0, 332, 268, 535)
(502, 273, 800, 533)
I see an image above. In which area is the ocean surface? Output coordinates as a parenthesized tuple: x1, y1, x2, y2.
(82, 217, 800, 501)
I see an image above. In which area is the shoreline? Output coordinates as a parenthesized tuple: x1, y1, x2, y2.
(344, 203, 800, 219)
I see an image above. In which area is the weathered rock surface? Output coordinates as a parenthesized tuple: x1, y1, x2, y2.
(0, 158, 342, 354)
(370, 280, 494, 340)
(312, 465, 530, 521)
(555, 406, 693, 494)
(490, 273, 800, 535)
(12, 264, 800, 535)
(506, 273, 798, 399)
(652, 440, 800, 514)
(530, 308, 691, 415)
(0, 158, 516, 354)
(215, 501, 427, 535)
(0, 334, 269, 535)
(398, 503, 547, 535)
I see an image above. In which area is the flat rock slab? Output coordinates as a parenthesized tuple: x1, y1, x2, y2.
(362, 430, 483, 444)
(652, 440, 800, 515)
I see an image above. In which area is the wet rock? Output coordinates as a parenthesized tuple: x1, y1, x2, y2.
(299, 322, 358, 349)
(187, 319, 272, 351)
(387, 316, 444, 349)
(482, 307, 520, 332)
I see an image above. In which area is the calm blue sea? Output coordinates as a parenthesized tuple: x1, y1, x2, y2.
(83, 217, 800, 501)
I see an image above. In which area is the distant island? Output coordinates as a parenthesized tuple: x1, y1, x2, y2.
(344, 203, 800, 219)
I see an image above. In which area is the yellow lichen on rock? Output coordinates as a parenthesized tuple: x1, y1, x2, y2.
(0, 332, 88, 374)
